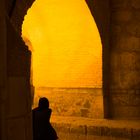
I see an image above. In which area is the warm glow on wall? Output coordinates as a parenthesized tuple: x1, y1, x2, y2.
(22, 0, 102, 88)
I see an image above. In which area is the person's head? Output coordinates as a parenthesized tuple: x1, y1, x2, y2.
(38, 97, 49, 109)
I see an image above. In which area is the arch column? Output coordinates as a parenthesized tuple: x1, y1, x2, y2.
(0, 0, 33, 139)
(0, 0, 7, 139)
(86, 0, 110, 118)
(6, 17, 32, 140)
(109, 0, 140, 119)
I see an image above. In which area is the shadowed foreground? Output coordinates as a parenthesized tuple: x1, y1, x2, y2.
(51, 116, 140, 140)
(57, 133, 129, 140)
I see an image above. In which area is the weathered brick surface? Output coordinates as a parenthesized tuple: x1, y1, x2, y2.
(87, 126, 102, 136)
(132, 129, 140, 139)
(110, 0, 140, 119)
(111, 10, 132, 23)
(8, 0, 35, 33)
(111, 0, 131, 9)
(113, 36, 140, 52)
(7, 18, 31, 77)
(51, 117, 140, 139)
(5, 18, 32, 140)
(131, 0, 140, 9)
(70, 125, 86, 134)
(111, 95, 140, 106)
(7, 117, 26, 140)
(126, 22, 140, 37)
(34, 87, 104, 118)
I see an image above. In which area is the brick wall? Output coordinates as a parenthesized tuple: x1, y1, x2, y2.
(110, 0, 140, 119)
(34, 87, 104, 118)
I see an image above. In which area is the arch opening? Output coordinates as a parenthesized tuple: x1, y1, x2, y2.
(22, 0, 103, 118)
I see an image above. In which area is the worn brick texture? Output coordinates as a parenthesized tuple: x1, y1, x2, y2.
(110, 0, 140, 118)
(34, 87, 104, 119)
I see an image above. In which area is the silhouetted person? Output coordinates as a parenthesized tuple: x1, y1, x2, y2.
(32, 97, 58, 140)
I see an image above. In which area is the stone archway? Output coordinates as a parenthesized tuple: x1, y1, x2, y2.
(1, 1, 111, 140)
(1, 0, 140, 140)
(5, 1, 110, 140)
(10, 0, 110, 97)
(7, 1, 109, 137)
(22, 0, 105, 119)
(10, 0, 140, 120)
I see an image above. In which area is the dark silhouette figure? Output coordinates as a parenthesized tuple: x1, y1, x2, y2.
(32, 97, 58, 140)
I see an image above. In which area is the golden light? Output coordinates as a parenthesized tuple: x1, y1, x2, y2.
(22, 0, 102, 88)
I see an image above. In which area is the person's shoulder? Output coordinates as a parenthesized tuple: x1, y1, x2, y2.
(32, 107, 39, 112)
(43, 108, 52, 115)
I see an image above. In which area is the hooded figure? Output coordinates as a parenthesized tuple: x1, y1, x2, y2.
(32, 97, 58, 140)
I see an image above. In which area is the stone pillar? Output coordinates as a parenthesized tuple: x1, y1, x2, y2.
(0, 1, 33, 139)
(110, 0, 140, 119)
(10, 0, 35, 34)
(85, 0, 110, 118)
(6, 17, 32, 140)
(0, 0, 7, 139)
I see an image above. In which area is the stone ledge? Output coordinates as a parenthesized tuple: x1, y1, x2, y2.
(51, 116, 140, 139)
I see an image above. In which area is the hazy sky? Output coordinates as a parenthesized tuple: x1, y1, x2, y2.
(22, 0, 102, 88)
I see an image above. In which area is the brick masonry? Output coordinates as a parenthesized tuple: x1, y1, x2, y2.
(5, 17, 32, 140)
(1, 0, 140, 140)
(50, 116, 140, 140)
(110, 0, 140, 118)
(34, 87, 104, 118)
